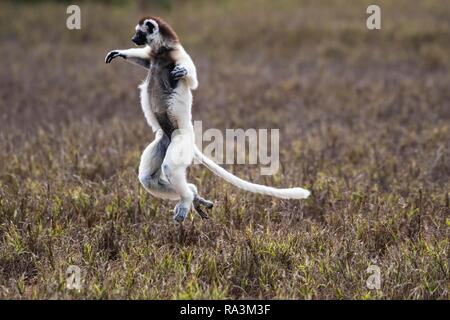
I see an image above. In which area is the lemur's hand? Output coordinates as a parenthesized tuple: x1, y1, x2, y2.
(170, 65, 188, 81)
(105, 50, 126, 63)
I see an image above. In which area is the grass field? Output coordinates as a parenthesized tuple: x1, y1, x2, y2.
(0, 0, 448, 299)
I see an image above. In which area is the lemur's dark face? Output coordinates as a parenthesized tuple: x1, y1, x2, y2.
(132, 19, 159, 46)
(131, 30, 146, 46)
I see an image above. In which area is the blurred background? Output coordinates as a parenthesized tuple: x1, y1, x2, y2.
(0, 0, 448, 299)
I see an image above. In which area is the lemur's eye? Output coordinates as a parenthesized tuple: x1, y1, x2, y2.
(145, 21, 156, 33)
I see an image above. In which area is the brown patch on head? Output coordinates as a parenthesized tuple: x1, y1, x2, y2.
(138, 16, 150, 26)
(138, 16, 179, 43)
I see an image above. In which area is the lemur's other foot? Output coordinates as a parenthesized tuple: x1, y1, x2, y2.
(173, 201, 190, 223)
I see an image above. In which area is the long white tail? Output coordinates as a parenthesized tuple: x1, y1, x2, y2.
(194, 146, 310, 199)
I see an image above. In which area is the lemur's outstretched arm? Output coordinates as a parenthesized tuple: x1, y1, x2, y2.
(105, 46, 151, 69)
(105, 44, 197, 90)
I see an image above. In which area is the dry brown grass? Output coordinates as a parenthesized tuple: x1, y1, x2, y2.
(0, 0, 448, 299)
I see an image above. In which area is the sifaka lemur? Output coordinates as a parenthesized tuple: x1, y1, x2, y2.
(105, 17, 310, 222)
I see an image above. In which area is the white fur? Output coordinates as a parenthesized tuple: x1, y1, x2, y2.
(138, 129, 179, 201)
(105, 46, 152, 69)
(107, 37, 310, 202)
(138, 77, 161, 132)
(194, 146, 310, 199)
(138, 45, 196, 205)
(118, 46, 151, 59)
(170, 45, 198, 90)
(138, 45, 309, 200)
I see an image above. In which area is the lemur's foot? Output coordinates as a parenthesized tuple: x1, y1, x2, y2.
(195, 195, 213, 209)
(105, 50, 125, 63)
(193, 195, 214, 220)
(188, 184, 213, 220)
(170, 65, 187, 81)
(173, 201, 191, 223)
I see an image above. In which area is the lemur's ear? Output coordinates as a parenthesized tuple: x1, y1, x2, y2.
(145, 20, 158, 33)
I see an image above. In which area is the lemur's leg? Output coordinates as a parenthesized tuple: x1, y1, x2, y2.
(189, 184, 214, 220)
(139, 130, 213, 219)
(105, 47, 151, 69)
(138, 130, 179, 201)
(161, 130, 197, 222)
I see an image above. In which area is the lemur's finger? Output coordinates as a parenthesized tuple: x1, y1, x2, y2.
(105, 52, 113, 63)
(174, 69, 187, 76)
(171, 69, 185, 75)
(171, 66, 187, 80)
(172, 74, 184, 80)
(171, 73, 187, 81)
(105, 51, 120, 63)
(109, 52, 119, 63)
(172, 65, 184, 71)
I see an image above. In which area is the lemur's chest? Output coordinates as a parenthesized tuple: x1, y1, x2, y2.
(146, 50, 178, 136)
(147, 51, 177, 110)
